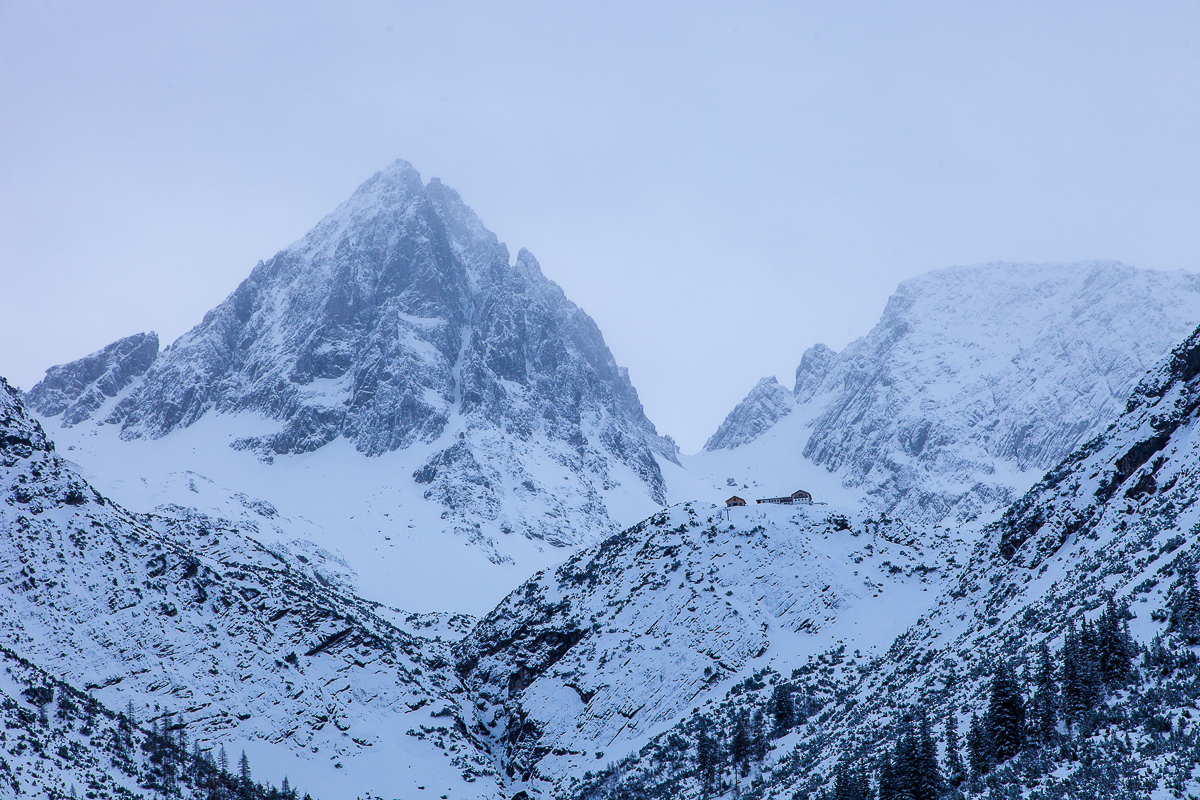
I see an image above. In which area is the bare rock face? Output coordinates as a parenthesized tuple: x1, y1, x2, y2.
(24, 332, 158, 427)
(28, 161, 674, 547)
(994, 321, 1200, 567)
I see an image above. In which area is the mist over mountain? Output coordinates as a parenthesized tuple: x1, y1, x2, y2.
(703, 261, 1200, 525)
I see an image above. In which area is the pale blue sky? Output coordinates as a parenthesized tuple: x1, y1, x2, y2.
(1, 2, 1197, 451)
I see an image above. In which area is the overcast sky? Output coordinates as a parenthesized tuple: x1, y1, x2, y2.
(1, 2, 1197, 452)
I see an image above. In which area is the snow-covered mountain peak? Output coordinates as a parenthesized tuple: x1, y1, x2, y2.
(699, 260, 1200, 526)
(793, 342, 837, 402)
(25, 160, 675, 611)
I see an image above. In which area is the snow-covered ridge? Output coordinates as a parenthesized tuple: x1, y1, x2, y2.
(0, 377, 502, 798)
(23, 331, 158, 428)
(703, 261, 1200, 525)
(704, 376, 794, 451)
(454, 500, 963, 793)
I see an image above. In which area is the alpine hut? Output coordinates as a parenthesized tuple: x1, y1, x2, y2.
(756, 489, 813, 505)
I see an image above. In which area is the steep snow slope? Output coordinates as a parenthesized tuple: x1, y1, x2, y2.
(0, 377, 503, 799)
(572, 320, 1200, 800)
(0, 643, 329, 800)
(26, 160, 675, 614)
(699, 261, 1200, 526)
(757, 314, 1200, 799)
(453, 500, 964, 796)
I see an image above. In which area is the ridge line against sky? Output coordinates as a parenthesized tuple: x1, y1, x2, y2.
(1, 2, 1198, 452)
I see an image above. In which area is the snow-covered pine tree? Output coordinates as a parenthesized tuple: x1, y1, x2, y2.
(1029, 641, 1058, 745)
(966, 712, 993, 777)
(943, 709, 966, 788)
(984, 662, 1025, 763)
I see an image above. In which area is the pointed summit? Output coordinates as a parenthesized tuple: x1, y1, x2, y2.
(704, 376, 794, 452)
(29, 160, 673, 566)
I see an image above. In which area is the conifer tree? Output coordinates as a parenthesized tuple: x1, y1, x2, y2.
(833, 760, 872, 800)
(914, 708, 945, 800)
(771, 683, 796, 737)
(239, 750, 253, 798)
(985, 662, 1025, 763)
(1029, 641, 1059, 744)
(1170, 565, 1200, 643)
(1098, 599, 1134, 687)
(695, 714, 719, 793)
(944, 710, 966, 788)
(731, 710, 752, 776)
(149, 717, 161, 762)
(966, 712, 993, 777)
(751, 707, 768, 763)
(1062, 618, 1104, 730)
(1081, 617, 1104, 705)
(877, 751, 897, 800)
(892, 717, 918, 800)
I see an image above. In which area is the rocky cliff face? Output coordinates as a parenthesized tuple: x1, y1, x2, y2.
(703, 376, 795, 451)
(24, 331, 158, 427)
(704, 262, 1200, 525)
(992, 320, 1200, 568)
(26, 161, 674, 557)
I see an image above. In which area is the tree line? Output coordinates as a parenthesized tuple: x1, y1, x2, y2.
(824, 598, 1137, 800)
